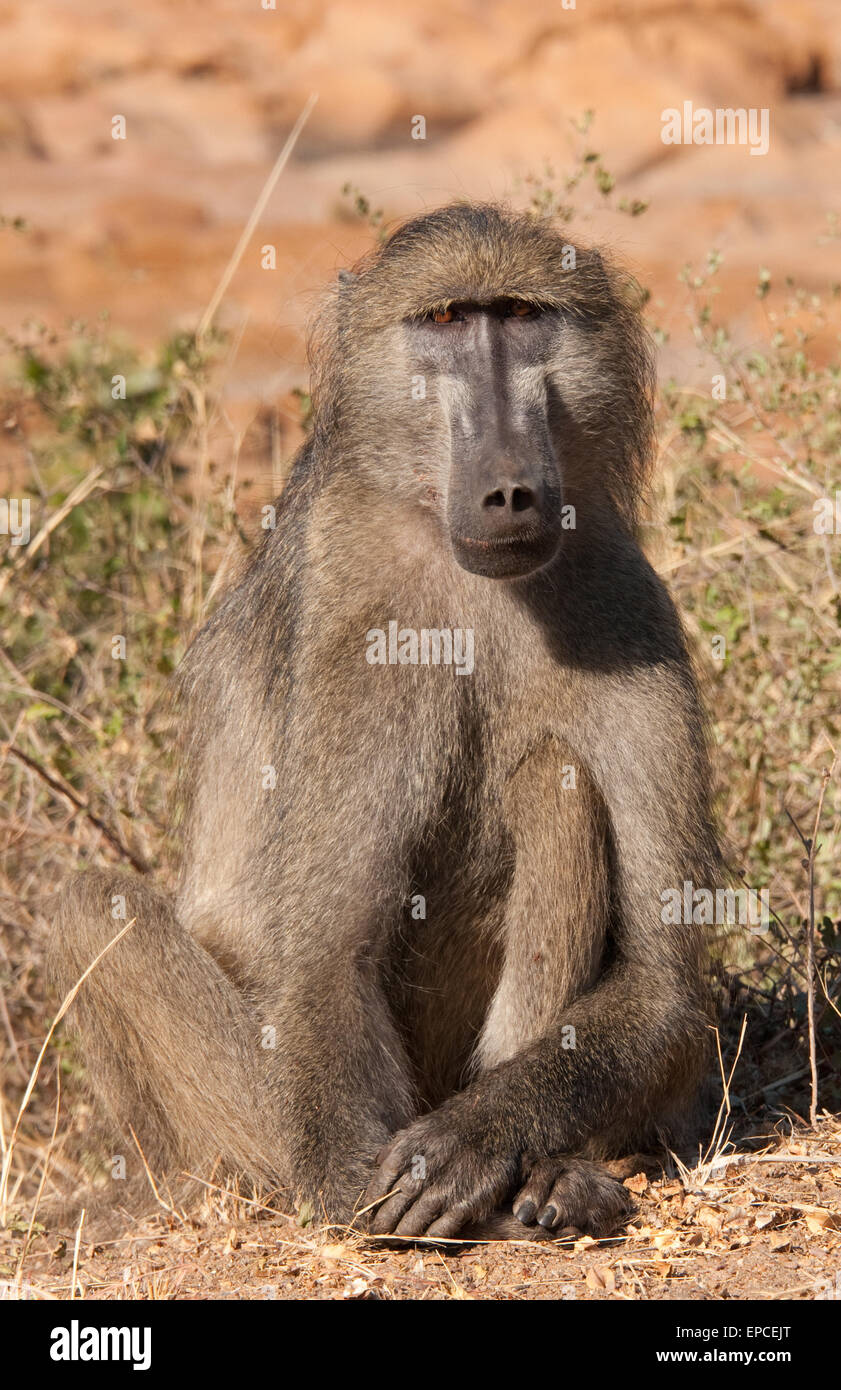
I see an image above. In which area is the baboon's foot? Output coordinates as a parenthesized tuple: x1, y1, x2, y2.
(511, 1154, 633, 1236)
(364, 1114, 633, 1241)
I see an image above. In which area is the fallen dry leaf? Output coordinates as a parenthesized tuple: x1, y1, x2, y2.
(624, 1172, 649, 1194)
(804, 1211, 838, 1235)
(572, 1235, 597, 1254)
(321, 1243, 347, 1261)
(696, 1206, 724, 1234)
(343, 1277, 371, 1299)
(791, 1202, 838, 1227)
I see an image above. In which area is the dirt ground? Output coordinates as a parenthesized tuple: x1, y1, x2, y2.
(3, 1120, 840, 1301)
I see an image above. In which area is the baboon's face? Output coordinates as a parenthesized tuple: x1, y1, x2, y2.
(407, 298, 564, 580)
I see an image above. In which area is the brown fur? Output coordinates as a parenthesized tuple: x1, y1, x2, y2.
(50, 203, 718, 1240)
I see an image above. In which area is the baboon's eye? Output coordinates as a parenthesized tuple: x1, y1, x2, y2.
(431, 307, 456, 324)
(508, 299, 535, 317)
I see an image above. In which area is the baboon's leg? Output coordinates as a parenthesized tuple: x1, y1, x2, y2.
(367, 731, 711, 1238)
(250, 774, 420, 1221)
(267, 958, 417, 1222)
(50, 870, 285, 1186)
(369, 740, 626, 1239)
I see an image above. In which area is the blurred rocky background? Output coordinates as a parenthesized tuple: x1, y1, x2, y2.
(0, 0, 839, 431)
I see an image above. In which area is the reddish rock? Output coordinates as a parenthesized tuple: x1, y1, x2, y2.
(0, 0, 839, 422)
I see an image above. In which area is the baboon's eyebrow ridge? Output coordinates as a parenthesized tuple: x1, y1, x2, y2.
(403, 295, 555, 322)
(333, 201, 617, 331)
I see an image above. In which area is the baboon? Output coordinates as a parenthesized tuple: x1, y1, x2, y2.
(51, 203, 719, 1240)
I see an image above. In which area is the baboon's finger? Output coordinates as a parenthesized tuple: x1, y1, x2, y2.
(512, 1157, 559, 1225)
(364, 1144, 412, 1205)
(367, 1181, 420, 1235)
(425, 1204, 474, 1240)
(540, 1162, 633, 1234)
(394, 1189, 448, 1237)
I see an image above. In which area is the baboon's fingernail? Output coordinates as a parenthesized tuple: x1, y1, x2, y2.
(514, 1199, 536, 1224)
(538, 1205, 557, 1228)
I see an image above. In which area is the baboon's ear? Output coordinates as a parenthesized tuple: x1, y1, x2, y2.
(578, 247, 615, 318)
(584, 247, 609, 286)
(338, 269, 357, 292)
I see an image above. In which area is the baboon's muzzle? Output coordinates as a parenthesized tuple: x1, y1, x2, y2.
(446, 410, 563, 580)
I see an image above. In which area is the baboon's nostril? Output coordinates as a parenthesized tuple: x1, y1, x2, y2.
(511, 486, 535, 513)
(482, 484, 538, 515)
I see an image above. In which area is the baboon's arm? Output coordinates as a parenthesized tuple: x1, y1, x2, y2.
(367, 675, 715, 1237)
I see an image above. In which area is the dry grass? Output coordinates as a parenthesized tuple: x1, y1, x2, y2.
(0, 168, 839, 1299)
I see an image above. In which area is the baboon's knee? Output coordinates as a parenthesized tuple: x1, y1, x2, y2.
(50, 869, 171, 997)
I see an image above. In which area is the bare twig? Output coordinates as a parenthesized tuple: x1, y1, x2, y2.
(708, 1152, 840, 1172)
(128, 1126, 185, 1226)
(70, 1207, 85, 1300)
(15, 1064, 61, 1284)
(0, 919, 134, 1222)
(4, 744, 150, 873)
(196, 93, 318, 344)
(784, 755, 837, 1126)
(0, 465, 107, 599)
(705, 1017, 747, 1167)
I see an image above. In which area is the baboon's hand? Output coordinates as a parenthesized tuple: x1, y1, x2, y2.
(364, 1110, 518, 1238)
(512, 1154, 633, 1236)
